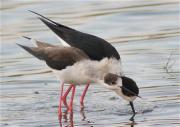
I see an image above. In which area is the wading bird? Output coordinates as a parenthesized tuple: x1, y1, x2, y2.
(18, 10, 140, 120)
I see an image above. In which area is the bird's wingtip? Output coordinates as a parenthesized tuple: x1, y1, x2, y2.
(16, 43, 22, 46)
(16, 43, 21, 46)
(28, 10, 58, 26)
(16, 43, 27, 50)
(28, 10, 43, 17)
(28, 10, 35, 14)
(16, 43, 32, 51)
(38, 17, 44, 21)
(22, 36, 31, 40)
(16, 43, 25, 48)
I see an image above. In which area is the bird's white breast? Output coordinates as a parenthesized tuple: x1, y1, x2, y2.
(51, 58, 122, 85)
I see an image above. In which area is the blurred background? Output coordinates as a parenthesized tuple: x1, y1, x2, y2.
(0, 0, 180, 127)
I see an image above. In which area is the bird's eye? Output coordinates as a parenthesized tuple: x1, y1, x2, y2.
(112, 81, 116, 84)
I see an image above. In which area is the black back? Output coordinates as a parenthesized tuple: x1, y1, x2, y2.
(29, 11, 120, 61)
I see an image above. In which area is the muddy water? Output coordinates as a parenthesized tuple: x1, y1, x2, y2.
(0, 0, 180, 127)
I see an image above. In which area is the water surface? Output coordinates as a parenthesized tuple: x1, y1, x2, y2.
(0, 0, 180, 127)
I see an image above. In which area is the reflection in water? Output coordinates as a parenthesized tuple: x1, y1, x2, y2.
(127, 120, 136, 127)
(58, 107, 90, 127)
(58, 107, 137, 127)
(1, 0, 179, 126)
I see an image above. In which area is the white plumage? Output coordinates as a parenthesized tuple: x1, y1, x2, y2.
(52, 58, 122, 85)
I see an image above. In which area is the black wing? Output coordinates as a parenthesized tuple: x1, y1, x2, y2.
(17, 44, 89, 70)
(29, 10, 120, 61)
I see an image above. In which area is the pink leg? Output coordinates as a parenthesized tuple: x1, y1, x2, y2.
(62, 84, 73, 107)
(68, 85, 76, 113)
(80, 83, 90, 107)
(58, 82, 64, 119)
(69, 112, 74, 127)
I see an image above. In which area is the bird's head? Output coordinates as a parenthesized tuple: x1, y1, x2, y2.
(102, 73, 141, 100)
(101, 73, 141, 120)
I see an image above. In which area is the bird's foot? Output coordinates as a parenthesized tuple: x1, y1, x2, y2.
(129, 116, 134, 121)
(129, 113, 135, 121)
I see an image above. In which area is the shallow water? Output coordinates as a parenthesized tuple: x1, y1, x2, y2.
(0, 0, 180, 127)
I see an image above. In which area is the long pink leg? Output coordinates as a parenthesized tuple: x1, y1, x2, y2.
(58, 82, 64, 120)
(62, 84, 73, 107)
(80, 83, 90, 107)
(69, 112, 74, 127)
(68, 85, 76, 113)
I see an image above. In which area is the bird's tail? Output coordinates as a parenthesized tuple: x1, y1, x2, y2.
(17, 43, 45, 60)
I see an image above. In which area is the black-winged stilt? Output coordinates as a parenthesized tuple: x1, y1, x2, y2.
(18, 10, 140, 120)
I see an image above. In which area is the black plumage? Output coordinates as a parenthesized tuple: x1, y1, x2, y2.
(121, 76, 139, 97)
(29, 10, 120, 61)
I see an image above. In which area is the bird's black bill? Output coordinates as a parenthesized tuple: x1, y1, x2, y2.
(130, 101, 136, 121)
(120, 86, 141, 98)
